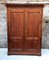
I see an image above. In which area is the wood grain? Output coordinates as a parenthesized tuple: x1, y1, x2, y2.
(6, 4, 44, 55)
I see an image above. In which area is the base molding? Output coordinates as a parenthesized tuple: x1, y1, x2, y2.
(8, 49, 41, 56)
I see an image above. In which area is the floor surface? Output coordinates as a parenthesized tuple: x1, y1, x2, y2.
(0, 48, 49, 60)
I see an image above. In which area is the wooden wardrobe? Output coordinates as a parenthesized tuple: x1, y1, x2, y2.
(6, 4, 44, 55)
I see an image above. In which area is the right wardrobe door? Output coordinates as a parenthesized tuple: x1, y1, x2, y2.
(24, 8, 42, 55)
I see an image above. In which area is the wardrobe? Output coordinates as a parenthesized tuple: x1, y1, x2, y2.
(6, 4, 44, 55)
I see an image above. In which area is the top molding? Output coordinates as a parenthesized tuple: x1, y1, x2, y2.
(5, 2, 45, 7)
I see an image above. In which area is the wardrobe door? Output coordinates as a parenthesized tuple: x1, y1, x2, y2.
(24, 8, 42, 55)
(8, 8, 25, 54)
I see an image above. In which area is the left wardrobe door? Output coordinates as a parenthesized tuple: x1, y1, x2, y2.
(7, 8, 25, 54)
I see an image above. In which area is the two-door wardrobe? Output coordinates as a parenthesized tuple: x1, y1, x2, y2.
(6, 4, 44, 55)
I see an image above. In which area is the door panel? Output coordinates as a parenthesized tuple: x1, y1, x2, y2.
(10, 39, 23, 50)
(25, 9, 41, 50)
(10, 12, 24, 37)
(25, 37, 40, 49)
(9, 9, 25, 51)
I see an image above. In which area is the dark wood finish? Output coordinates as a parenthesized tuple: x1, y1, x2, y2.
(6, 4, 44, 55)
